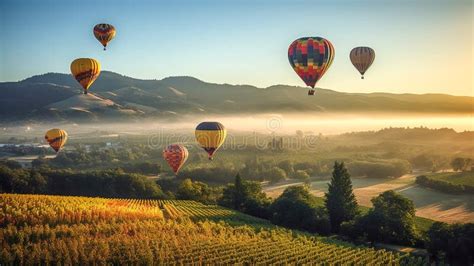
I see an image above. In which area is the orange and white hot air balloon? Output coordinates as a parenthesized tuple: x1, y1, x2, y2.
(163, 144, 189, 174)
(45, 128, 68, 153)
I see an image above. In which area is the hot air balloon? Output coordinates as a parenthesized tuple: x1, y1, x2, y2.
(350, 47, 375, 79)
(93, 23, 116, 50)
(288, 37, 335, 95)
(45, 129, 68, 153)
(195, 122, 226, 160)
(163, 144, 189, 174)
(70, 58, 101, 94)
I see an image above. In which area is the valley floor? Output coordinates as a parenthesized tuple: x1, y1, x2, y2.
(264, 172, 474, 224)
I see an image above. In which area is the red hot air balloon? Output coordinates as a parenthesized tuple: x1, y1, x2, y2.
(163, 144, 189, 174)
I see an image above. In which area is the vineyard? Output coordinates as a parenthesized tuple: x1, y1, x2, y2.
(1, 194, 427, 265)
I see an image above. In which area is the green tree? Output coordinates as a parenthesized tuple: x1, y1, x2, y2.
(325, 161, 358, 232)
(176, 178, 222, 204)
(219, 173, 271, 219)
(293, 170, 310, 182)
(263, 167, 287, 183)
(270, 186, 330, 235)
(451, 157, 471, 172)
(363, 190, 418, 245)
(277, 160, 294, 176)
(426, 222, 474, 264)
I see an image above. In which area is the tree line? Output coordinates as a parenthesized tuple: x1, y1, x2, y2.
(416, 175, 474, 194)
(0, 161, 165, 198)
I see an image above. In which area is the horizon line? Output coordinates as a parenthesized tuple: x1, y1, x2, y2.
(2, 71, 473, 98)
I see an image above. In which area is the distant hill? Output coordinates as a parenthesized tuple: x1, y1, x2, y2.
(0, 71, 472, 123)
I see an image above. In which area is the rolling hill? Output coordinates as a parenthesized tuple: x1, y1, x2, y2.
(0, 71, 472, 123)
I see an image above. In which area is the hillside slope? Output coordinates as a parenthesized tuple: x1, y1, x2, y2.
(0, 71, 472, 122)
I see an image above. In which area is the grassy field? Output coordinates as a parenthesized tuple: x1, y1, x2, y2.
(426, 171, 474, 186)
(0, 194, 426, 265)
(265, 172, 474, 224)
(310, 194, 434, 233)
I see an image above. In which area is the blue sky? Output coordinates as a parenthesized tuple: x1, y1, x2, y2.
(0, 0, 472, 95)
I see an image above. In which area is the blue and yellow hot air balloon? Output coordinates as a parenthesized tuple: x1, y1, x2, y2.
(195, 122, 226, 160)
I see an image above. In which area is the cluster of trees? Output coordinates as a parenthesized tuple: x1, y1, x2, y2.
(212, 162, 472, 264)
(409, 154, 450, 172)
(347, 159, 411, 178)
(176, 178, 223, 205)
(219, 174, 271, 219)
(240, 157, 328, 183)
(0, 144, 48, 156)
(451, 157, 472, 172)
(177, 165, 236, 185)
(40, 143, 162, 169)
(0, 161, 165, 198)
(426, 222, 474, 264)
(177, 158, 327, 186)
(121, 161, 162, 175)
(341, 191, 419, 246)
(212, 162, 420, 245)
(416, 175, 474, 194)
(270, 186, 330, 234)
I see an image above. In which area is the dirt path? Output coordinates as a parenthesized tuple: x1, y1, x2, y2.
(263, 172, 474, 224)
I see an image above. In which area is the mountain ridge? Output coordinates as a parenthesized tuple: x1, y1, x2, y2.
(1, 71, 472, 123)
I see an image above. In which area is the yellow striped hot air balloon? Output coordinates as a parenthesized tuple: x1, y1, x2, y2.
(70, 58, 101, 94)
(350, 47, 375, 79)
(195, 122, 226, 160)
(93, 23, 116, 50)
(45, 129, 68, 153)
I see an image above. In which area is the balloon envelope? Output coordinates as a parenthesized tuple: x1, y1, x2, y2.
(70, 58, 101, 94)
(93, 24, 116, 50)
(163, 144, 189, 174)
(350, 47, 375, 79)
(288, 37, 335, 93)
(195, 122, 226, 160)
(45, 129, 68, 152)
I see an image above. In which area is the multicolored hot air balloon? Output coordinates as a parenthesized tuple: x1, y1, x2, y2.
(195, 122, 226, 160)
(70, 58, 101, 94)
(163, 144, 189, 174)
(93, 23, 116, 50)
(288, 37, 335, 95)
(350, 47, 375, 79)
(45, 129, 68, 153)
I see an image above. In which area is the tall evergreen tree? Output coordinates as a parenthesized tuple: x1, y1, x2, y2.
(219, 173, 271, 219)
(233, 173, 245, 210)
(325, 161, 359, 232)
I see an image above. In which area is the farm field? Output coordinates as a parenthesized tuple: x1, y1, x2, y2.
(425, 171, 474, 186)
(0, 194, 426, 265)
(264, 172, 474, 224)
